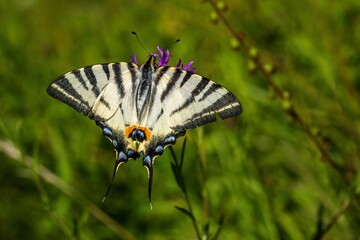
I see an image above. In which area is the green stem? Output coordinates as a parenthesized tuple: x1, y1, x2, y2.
(184, 185, 201, 240)
(207, 0, 347, 180)
(170, 143, 202, 240)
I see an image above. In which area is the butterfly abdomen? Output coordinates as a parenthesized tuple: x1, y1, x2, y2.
(136, 56, 158, 120)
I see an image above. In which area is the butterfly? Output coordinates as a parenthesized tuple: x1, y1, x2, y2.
(47, 46, 242, 204)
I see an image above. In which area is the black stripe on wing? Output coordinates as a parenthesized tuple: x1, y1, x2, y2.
(47, 63, 114, 115)
(102, 64, 110, 80)
(145, 67, 171, 117)
(129, 63, 140, 98)
(160, 68, 183, 101)
(173, 91, 242, 129)
(112, 63, 125, 98)
(169, 76, 210, 116)
(179, 71, 193, 87)
(72, 69, 89, 91)
(84, 66, 101, 96)
(47, 75, 91, 115)
(198, 83, 222, 102)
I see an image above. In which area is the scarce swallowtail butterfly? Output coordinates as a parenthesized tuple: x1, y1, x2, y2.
(47, 46, 242, 205)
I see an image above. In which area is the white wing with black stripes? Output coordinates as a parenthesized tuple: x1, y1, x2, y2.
(47, 54, 242, 204)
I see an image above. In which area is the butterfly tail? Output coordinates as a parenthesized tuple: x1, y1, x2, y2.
(102, 151, 128, 202)
(143, 155, 154, 209)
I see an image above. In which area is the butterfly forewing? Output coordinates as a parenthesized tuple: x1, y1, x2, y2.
(47, 62, 140, 122)
(143, 66, 242, 131)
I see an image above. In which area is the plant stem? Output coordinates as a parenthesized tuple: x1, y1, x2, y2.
(170, 144, 202, 240)
(207, 0, 349, 180)
(184, 186, 202, 240)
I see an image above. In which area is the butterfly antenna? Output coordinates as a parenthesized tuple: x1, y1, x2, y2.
(172, 39, 180, 46)
(162, 39, 181, 54)
(157, 39, 180, 61)
(132, 31, 150, 55)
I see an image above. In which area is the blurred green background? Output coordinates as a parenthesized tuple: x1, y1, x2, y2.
(1, 0, 360, 239)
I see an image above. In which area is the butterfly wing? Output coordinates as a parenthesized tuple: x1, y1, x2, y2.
(47, 62, 144, 197)
(141, 66, 242, 138)
(164, 68, 242, 129)
(139, 65, 242, 167)
(47, 62, 140, 122)
(47, 61, 142, 161)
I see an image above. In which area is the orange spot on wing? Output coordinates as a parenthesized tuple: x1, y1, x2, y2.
(125, 125, 137, 138)
(138, 126, 152, 140)
(125, 125, 152, 141)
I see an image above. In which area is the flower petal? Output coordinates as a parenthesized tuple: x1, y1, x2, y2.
(130, 53, 139, 64)
(176, 59, 182, 68)
(182, 61, 194, 71)
(133, 46, 196, 71)
(188, 67, 196, 73)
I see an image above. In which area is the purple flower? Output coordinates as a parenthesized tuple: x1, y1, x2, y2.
(176, 59, 196, 73)
(131, 46, 196, 72)
(130, 53, 138, 64)
(154, 46, 171, 66)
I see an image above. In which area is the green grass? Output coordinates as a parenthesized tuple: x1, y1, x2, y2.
(1, 0, 360, 239)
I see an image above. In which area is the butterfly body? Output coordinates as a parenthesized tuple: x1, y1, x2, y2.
(47, 52, 242, 203)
